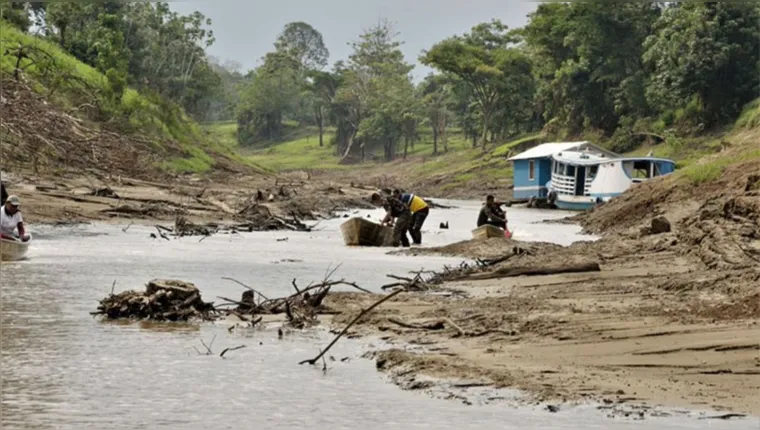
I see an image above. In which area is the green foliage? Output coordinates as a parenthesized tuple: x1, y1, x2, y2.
(735, 99, 760, 130)
(679, 146, 760, 185)
(274, 22, 329, 70)
(522, 2, 660, 135)
(0, 21, 251, 175)
(421, 19, 534, 149)
(40, 2, 220, 121)
(643, 3, 760, 128)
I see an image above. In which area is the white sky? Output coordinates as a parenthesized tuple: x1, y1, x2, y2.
(169, 0, 539, 80)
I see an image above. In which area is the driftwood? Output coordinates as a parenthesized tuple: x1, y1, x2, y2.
(91, 279, 218, 322)
(299, 289, 404, 365)
(386, 316, 517, 338)
(466, 261, 601, 281)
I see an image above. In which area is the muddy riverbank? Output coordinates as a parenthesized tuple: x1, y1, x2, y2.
(314, 166, 760, 419)
(0, 170, 376, 228)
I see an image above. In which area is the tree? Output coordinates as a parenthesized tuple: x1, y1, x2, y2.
(275, 22, 329, 71)
(520, 2, 660, 135)
(1, 2, 31, 32)
(307, 69, 340, 146)
(421, 20, 519, 149)
(333, 19, 415, 162)
(237, 52, 302, 142)
(420, 74, 455, 154)
(643, 2, 760, 127)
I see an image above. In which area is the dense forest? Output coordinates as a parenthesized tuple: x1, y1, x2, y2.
(236, 2, 760, 162)
(2, 1, 759, 164)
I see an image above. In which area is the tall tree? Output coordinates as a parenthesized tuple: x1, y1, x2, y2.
(274, 22, 329, 71)
(307, 69, 340, 146)
(334, 19, 415, 161)
(421, 19, 519, 149)
(237, 52, 302, 142)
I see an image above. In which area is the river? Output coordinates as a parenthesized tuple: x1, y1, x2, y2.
(0, 201, 753, 429)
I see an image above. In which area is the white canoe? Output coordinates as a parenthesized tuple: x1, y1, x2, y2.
(0, 235, 31, 262)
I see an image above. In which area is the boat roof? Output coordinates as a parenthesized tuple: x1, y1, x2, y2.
(553, 154, 678, 166)
(552, 151, 610, 165)
(508, 141, 619, 161)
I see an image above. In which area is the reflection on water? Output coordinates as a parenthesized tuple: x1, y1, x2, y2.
(0, 201, 752, 429)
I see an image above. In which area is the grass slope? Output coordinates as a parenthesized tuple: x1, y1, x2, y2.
(0, 22, 255, 175)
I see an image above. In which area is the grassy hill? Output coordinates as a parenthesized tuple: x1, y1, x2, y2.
(0, 22, 260, 178)
(211, 97, 760, 199)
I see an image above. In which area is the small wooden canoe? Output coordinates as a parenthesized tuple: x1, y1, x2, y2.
(340, 217, 394, 247)
(471, 224, 505, 240)
(0, 235, 31, 262)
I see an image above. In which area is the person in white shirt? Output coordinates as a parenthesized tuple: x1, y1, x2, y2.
(0, 195, 29, 242)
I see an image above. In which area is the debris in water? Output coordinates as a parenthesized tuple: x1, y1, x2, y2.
(92, 279, 217, 321)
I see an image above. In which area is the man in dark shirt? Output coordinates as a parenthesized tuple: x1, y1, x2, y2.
(371, 192, 411, 247)
(477, 195, 507, 229)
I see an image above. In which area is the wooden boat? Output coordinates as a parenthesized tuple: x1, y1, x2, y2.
(471, 224, 506, 240)
(340, 217, 394, 247)
(0, 235, 31, 262)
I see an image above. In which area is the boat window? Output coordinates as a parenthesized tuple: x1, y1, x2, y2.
(632, 160, 652, 179)
(588, 165, 598, 179)
(566, 165, 576, 176)
(529, 160, 535, 180)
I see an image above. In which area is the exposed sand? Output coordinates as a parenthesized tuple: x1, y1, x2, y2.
(322, 219, 760, 417)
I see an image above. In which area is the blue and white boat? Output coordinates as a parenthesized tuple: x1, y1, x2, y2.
(508, 141, 676, 211)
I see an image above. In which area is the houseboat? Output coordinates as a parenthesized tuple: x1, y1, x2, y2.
(508, 141, 676, 211)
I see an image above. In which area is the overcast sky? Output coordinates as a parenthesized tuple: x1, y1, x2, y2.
(169, 0, 538, 80)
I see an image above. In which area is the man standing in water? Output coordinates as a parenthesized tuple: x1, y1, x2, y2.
(392, 189, 430, 245)
(371, 192, 412, 247)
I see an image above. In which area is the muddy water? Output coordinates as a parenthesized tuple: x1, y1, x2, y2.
(0, 203, 752, 429)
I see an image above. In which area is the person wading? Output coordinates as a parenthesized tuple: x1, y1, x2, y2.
(0, 195, 30, 242)
(393, 189, 429, 245)
(477, 195, 507, 230)
(371, 192, 412, 247)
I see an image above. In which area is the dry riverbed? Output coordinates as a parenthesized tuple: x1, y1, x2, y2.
(320, 231, 759, 418)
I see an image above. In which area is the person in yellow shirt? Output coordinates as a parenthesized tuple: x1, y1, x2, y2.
(393, 189, 429, 245)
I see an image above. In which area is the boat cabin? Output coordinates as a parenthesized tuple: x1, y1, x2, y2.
(508, 142, 677, 210)
(508, 141, 617, 200)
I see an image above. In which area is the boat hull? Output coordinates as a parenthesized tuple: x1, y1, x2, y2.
(340, 217, 394, 247)
(553, 198, 596, 211)
(0, 236, 31, 262)
(471, 224, 505, 240)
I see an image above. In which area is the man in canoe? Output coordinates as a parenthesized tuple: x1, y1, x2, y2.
(0, 195, 30, 242)
(371, 192, 411, 247)
(477, 195, 507, 230)
(392, 189, 430, 245)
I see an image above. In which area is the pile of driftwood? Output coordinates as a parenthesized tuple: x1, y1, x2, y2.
(92, 275, 372, 330)
(92, 279, 218, 321)
(151, 209, 313, 241)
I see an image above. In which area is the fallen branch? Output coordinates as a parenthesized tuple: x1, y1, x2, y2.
(466, 261, 601, 281)
(220, 345, 247, 358)
(299, 289, 404, 365)
(222, 277, 270, 301)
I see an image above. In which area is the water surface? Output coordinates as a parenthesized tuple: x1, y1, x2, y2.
(1, 202, 753, 429)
